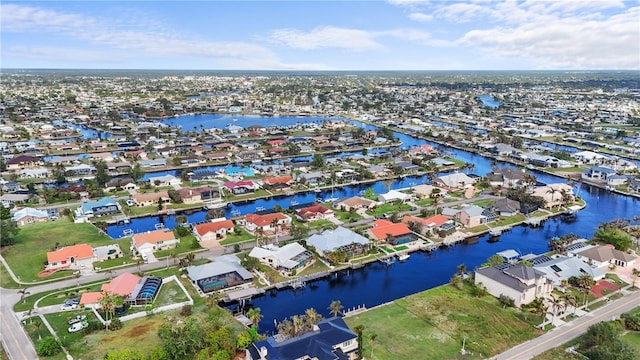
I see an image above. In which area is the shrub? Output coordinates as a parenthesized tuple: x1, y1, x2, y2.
(36, 336, 61, 356)
(174, 225, 190, 237)
(180, 304, 192, 316)
(621, 312, 640, 331)
(498, 294, 515, 308)
(109, 318, 123, 331)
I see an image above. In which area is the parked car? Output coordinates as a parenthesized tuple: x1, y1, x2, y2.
(61, 303, 78, 311)
(67, 314, 87, 325)
(64, 298, 79, 305)
(68, 321, 88, 333)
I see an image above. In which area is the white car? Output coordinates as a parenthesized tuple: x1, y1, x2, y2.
(68, 321, 88, 333)
(61, 303, 78, 311)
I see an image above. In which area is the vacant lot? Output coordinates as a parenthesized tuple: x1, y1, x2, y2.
(345, 284, 540, 359)
(2, 218, 118, 282)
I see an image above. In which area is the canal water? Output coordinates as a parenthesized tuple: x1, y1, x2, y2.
(99, 115, 638, 333)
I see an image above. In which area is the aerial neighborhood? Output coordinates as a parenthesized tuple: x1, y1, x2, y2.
(0, 71, 639, 360)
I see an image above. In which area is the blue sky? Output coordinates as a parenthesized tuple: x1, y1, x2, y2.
(1, 1, 639, 70)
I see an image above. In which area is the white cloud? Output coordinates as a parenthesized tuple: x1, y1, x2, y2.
(460, 6, 640, 69)
(387, 0, 430, 6)
(2, 46, 120, 63)
(268, 26, 383, 51)
(409, 12, 433, 22)
(434, 3, 493, 23)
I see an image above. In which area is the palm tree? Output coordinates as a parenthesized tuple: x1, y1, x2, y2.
(549, 295, 564, 325)
(532, 298, 547, 328)
(304, 308, 323, 327)
(456, 264, 467, 277)
(292, 314, 306, 336)
(631, 268, 640, 289)
(562, 294, 578, 318)
(328, 300, 344, 317)
(246, 307, 264, 329)
(370, 333, 378, 359)
(18, 288, 30, 304)
(354, 324, 365, 360)
(99, 291, 116, 331)
(577, 273, 596, 306)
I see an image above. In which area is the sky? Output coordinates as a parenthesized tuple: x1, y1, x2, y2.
(1, 0, 639, 71)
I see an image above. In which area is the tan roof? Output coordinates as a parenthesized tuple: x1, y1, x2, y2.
(132, 230, 176, 248)
(577, 245, 637, 263)
(47, 244, 93, 263)
(133, 191, 169, 203)
(339, 196, 375, 207)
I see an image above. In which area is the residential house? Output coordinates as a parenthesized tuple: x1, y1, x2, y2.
(606, 174, 632, 187)
(295, 204, 335, 221)
(402, 214, 455, 234)
(434, 173, 476, 190)
(474, 264, 553, 307)
(581, 166, 616, 182)
(243, 213, 292, 232)
(18, 167, 49, 179)
(148, 174, 181, 187)
(105, 178, 138, 192)
(412, 184, 446, 199)
(531, 183, 574, 209)
(306, 226, 372, 259)
(533, 256, 606, 285)
(456, 205, 497, 228)
(335, 196, 376, 212)
(0, 193, 32, 207)
(6, 155, 42, 171)
(64, 163, 96, 176)
(193, 219, 235, 242)
(262, 176, 294, 190)
(177, 186, 218, 204)
(493, 198, 521, 217)
(224, 180, 257, 195)
(80, 272, 162, 308)
(46, 244, 94, 271)
(369, 220, 414, 245)
(246, 317, 358, 360)
(131, 191, 170, 207)
(575, 245, 638, 268)
(131, 229, 179, 256)
(74, 197, 120, 221)
(138, 158, 167, 168)
(186, 254, 253, 293)
(248, 242, 314, 275)
(12, 207, 49, 226)
(378, 189, 412, 203)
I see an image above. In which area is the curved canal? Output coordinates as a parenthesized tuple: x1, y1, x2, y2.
(101, 115, 638, 333)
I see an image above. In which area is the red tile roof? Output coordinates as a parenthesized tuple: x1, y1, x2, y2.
(47, 244, 93, 264)
(132, 230, 176, 248)
(101, 272, 141, 297)
(370, 220, 412, 240)
(80, 291, 103, 305)
(423, 214, 452, 227)
(296, 204, 333, 217)
(245, 213, 289, 227)
(262, 176, 293, 185)
(194, 220, 235, 236)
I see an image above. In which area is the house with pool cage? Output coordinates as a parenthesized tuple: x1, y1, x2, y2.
(79, 272, 164, 308)
(186, 254, 254, 293)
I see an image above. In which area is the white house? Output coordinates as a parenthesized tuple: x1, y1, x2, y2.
(474, 264, 553, 307)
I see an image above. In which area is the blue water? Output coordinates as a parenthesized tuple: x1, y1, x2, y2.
(99, 115, 639, 334)
(52, 120, 112, 140)
(160, 114, 343, 131)
(476, 95, 501, 109)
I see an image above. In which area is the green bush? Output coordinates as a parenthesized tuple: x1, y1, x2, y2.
(109, 318, 123, 331)
(36, 336, 61, 356)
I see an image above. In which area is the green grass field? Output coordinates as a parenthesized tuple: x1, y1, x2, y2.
(345, 284, 540, 359)
(2, 218, 117, 282)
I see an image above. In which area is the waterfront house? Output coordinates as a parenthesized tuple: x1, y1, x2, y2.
(412, 184, 447, 198)
(474, 264, 553, 307)
(531, 183, 574, 209)
(261, 175, 294, 190)
(74, 197, 120, 221)
(575, 244, 638, 268)
(581, 166, 616, 182)
(532, 256, 606, 285)
(193, 219, 235, 242)
(606, 174, 632, 187)
(131, 229, 179, 256)
(6, 155, 42, 171)
(456, 205, 497, 228)
(186, 254, 253, 293)
(246, 317, 358, 360)
(572, 150, 608, 164)
(138, 158, 167, 168)
(224, 180, 257, 195)
(378, 189, 412, 203)
(148, 174, 181, 187)
(243, 213, 292, 233)
(105, 178, 138, 192)
(369, 220, 414, 245)
(335, 196, 376, 212)
(11, 207, 49, 226)
(295, 204, 335, 222)
(46, 244, 94, 271)
(80, 272, 162, 308)
(177, 186, 219, 204)
(493, 198, 521, 217)
(131, 190, 170, 207)
(402, 214, 455, 234)
(434, 173, 476, 190)
(248, 242, 314, 275)
(64, 163, 97, 176)
(306, 226, 371, 259)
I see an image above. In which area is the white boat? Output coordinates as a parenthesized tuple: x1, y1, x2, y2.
(398, 254, 410, 262)
(205, 200, 227, 209)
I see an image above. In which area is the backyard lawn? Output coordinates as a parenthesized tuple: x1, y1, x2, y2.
(1, 218, 118, 282)
(367, 203, 412, 217)
(345, 284, 540, 359)
(220, 227, 254, 245)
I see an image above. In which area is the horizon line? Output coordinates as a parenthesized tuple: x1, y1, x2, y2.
(2, 68, 640, 72)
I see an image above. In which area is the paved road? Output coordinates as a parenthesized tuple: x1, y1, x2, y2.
(492, 290, 640, 360)
(0, 288, 38, 360)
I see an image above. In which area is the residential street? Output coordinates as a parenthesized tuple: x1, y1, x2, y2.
(492, 290, 640, 360)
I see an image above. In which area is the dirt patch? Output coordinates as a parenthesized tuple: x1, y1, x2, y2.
(122, 322, 154, 339)
(591, 279, 620, 298)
